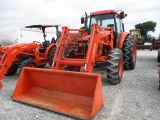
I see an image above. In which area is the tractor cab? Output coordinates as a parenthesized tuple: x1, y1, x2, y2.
(81, 10, 127, 47)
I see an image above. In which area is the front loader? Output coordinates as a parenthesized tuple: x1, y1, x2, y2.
(12, 10, 137, 119)
(0, 24, 61, 89)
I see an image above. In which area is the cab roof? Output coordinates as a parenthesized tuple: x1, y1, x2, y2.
(91, 9, 119, 16)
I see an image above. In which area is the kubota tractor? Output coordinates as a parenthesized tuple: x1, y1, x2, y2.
(12, 10, 137, 119)
(0, 24, 61, 89)
(20, 24, 61, 68)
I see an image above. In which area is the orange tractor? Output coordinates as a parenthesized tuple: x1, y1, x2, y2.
(12, 10, 137, 119)
(0, 24, 61, 89)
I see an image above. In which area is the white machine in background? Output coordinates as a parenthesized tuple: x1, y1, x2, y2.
(0, 27, 57, 46)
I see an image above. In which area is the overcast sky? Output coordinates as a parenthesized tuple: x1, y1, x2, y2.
(0, 0, 160, 37)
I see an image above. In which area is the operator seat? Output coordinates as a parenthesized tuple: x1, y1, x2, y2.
(39, 40, 50, 53)
(51, 37, 56, 44)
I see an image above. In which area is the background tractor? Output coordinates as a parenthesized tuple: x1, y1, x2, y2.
(12, 10, 137, 119)
(130, 29, 141, 41)
(22, 24, 61, 67)
(0, 24, 61, 89)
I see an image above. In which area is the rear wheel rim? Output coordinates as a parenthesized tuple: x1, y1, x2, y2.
(119, 58, 123, 77)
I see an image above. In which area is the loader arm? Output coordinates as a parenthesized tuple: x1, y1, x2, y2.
(51, 23, 113, 72)
(0, 42, 41, 89)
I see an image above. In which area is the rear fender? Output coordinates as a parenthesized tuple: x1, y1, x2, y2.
(117, 32, 129, 49)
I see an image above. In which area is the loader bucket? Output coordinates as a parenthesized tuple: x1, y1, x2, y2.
(12, 67, 103, 119)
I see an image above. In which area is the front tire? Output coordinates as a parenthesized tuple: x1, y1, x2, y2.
(5, 63, 18, 76)
(122, 35, 137, 70)
(106, 48, 123, 85)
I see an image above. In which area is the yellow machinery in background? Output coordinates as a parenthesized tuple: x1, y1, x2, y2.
(130, 29, 141, 41)
(130, 29, 160, 50)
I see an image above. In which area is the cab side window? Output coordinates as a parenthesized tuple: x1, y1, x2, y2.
(116, 16, 123, 33)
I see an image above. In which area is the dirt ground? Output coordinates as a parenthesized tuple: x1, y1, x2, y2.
(0, 50, 160, 120)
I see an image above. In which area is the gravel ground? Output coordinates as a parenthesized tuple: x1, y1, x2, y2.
(0, 50, 160, 120)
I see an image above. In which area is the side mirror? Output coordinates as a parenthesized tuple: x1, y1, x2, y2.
(81, 17, 85, 24)
(120, 11, 125, 19)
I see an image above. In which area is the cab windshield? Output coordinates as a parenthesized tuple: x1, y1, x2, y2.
(89, 14, 115, 32)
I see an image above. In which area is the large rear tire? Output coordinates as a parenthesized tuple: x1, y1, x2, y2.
(19, 59, 37, 72)
(47, 47, 56, 66)
(122, 35, 137, 70)
(157, 49, 160, 62)
(106, 48, 123, 85)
